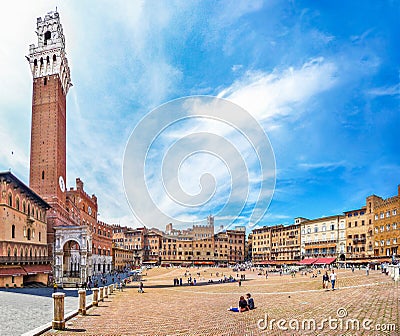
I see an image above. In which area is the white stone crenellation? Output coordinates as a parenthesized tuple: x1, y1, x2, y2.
(26, 11, 72, 94)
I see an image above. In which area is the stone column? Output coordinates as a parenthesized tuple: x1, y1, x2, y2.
(104, 286, 108, 298)
(99, 287, 104, 301)
(109, 284, 113, 294)
(52, 293, 65, 330)
(78, 289, 86, 315)
(93, 288, 99, 306)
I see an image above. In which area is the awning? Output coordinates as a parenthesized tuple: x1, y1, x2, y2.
(194, 261, 215, 265)
(314, 257, 336, 265)
(298, 258, 318, 265)
(23, 264, 52, 274)
(255, 260, 297, 265)
(0, 266, 27, 276)
(254, 260, 275, 265)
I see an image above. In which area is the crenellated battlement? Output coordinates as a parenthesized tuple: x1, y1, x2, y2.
(26, 10, 72, 94)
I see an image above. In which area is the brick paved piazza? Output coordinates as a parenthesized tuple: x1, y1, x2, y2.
(40, 267, 399, 336)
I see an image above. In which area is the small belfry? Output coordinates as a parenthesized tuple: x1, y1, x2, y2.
(27, 10, 72, 93)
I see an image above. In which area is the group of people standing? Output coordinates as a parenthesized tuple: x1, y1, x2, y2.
(173, 278, 183, 286)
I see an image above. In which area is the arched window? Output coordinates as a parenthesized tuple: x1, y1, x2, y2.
(46, 55, 50, 63)
(16, 197, 20, 211)
(40, 57, 43, 65)
(53, 54, 57, 62)
(23, 201, 26, 213)
(20, 248, 23, 257)
(25, 248, 28, 257)
(44, 31, 51, 45)
(42, 171, 45, 179)
(44, 77, 47, 85)
(30, 248, 32, 257)
(11, 225, 15, 239)
(39, 231, 41, 242)
(27, 228, 31, 240)
(34, 59, 37, 66)
(14, 248, 17, 257)
(8, 193, 12, 207)
(7, 248, 11, 257)
(28, 204, 30, 215)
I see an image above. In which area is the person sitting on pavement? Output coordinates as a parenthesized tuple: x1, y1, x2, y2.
(239, 295, 249, 312)
(246, 293, 255, 310)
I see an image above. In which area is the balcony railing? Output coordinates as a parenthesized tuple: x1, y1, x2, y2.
(353, 238, 366, 244)
(0, 256, 52, 264)
(305, 239, 337, 246)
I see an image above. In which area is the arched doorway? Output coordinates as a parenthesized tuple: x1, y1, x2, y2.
(63, 240, 81, 278)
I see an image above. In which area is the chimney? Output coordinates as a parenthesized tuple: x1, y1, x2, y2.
(76, 178, 83, 190)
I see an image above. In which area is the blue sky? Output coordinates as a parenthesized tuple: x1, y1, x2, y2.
(0, 1, 398, 232)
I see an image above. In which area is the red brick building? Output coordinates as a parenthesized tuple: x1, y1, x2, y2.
(0, 172, 52, 287)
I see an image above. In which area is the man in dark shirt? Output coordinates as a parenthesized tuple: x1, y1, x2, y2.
(246, 293, 254, 310)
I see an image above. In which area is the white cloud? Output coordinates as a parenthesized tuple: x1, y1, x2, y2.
(219, 57, 338, 127)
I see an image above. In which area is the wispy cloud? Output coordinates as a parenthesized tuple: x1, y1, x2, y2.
(367, 84, 399, 97)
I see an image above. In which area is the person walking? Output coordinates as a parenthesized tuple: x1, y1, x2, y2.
(322, 271, 329, 289)
(330, 270, 337, 290)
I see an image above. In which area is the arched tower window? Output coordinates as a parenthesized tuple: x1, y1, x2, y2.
(44, 31, 51, 45)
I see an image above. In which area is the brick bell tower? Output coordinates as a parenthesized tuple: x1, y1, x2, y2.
(27, 11, 72, 236)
